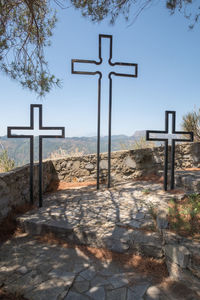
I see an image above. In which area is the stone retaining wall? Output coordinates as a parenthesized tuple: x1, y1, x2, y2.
(1, 142, 200, 221)
(51, 142, 200, 182)
(0, 161, 54, 220)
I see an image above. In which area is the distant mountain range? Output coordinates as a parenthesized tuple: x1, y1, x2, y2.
(0, 131, 146, 166)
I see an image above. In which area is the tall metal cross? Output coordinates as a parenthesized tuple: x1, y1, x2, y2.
(7, 104, 65, 207)
(72, 34, 138, 189)
(146, 111, 193, 191)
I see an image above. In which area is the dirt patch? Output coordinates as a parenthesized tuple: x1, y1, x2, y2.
(46, 180, 96, 192)
(0, 203, 35, 243)
(37, 233, 168, 283)
(184, 167, 200, 171)
(134, 173, 164, 184)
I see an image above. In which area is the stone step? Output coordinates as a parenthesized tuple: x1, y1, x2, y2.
(19, 215, 164, 258)
(175, 170, 200, 192)
(17, 181, 176, 259)
(157, 169, 200, 192)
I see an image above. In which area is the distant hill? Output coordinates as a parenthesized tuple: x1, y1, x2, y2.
(0, 132, 146, 166)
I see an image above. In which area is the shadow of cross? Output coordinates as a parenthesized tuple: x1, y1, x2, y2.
(7, 104, 65, 207)
(146, 111, 193, 191)
(72, 34, 138, 189)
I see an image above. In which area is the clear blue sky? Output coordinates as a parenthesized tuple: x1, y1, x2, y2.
(0, 2, 200, 137)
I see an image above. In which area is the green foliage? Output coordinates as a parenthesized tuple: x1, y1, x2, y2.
(0, 149, 15, 172)
(168, 194, 200, 238)
(71, 0, 199, 27)
(143, 188, 150, 195)
(0, 135, 145, 166)
(0, 0, 60, 96)
(182, 108, 200, 141)
(187, 193, 200, 217)
(1, 0, 198, 95)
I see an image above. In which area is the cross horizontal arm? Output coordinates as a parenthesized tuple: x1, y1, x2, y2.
(109, 62, 138, 78)
(39, 126, 65, 138)
(172, 131, 193, 142)
(72, 59, 102, 77)
(7, 127, 34, 138)
(146, 130, 169, 141)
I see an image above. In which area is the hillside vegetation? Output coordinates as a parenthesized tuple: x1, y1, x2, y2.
(0, 133, 148, 167)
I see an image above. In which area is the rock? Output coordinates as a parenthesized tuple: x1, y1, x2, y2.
(107, 274, 129, 288)
(18, 266, 28, 275)
(131, 231, 163, 258)
(73, 280, 90, 293)
(129, 282, 150, 298)
(162, 230, 182, 244)
(124, 156, 136, 169)
(135, 212, 145, 220)
(86, 286, 105, 300)
(106, 287, 127, 300)
(80, 268, 96, 281)
(145, 285, 161, 300)
(26, 278, 67, 300)
(72, 161, 80, 170)
(128, 220, 141, 229)
(61, 161, 67, 169)
(67, 161, 72, 168)
(64, 291, 88, 300)
(100, 160, 108, 170)
(91, 276, 109, 287)
(156, 209, 168, 229)
(165, 244, 190, 268)
(85, 163, 94, 170)
(49, 270, 75, 284)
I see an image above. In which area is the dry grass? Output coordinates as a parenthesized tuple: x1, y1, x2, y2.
(0, 203, 35, 243)
(37, 233, 168, 283)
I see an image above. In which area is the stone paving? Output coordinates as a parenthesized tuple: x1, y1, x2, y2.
(0, 233, 199, 300)
(1, 181, 200, 299)
(18, 181, 185, 259)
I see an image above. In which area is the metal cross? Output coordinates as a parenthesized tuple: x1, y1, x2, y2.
(7, 104, 65, 207)
(72, 34, 138, 189)
(146, 111, 193, 191)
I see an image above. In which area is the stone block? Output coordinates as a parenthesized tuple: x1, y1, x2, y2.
(156, 209, 168, 229)
(124, 156, 136, 169)
(144, 285, 161, 300)
(165, 244, 190, 268)
(100, 160, 108, 170)
(107, 287, 127, 300)
(86, 286, 105, 300)
(72, 161, 80, 170)
(85, 163, 94, 170)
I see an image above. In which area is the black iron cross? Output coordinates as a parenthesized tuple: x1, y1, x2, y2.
(146, 111, 193, 191)
(7, 104, 65, 207)
(72, 34, 138, 189)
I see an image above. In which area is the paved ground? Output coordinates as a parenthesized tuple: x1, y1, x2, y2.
(18, 181, 184, 258)
(0, 233, 199, 300)
(1, 180, 200, 299)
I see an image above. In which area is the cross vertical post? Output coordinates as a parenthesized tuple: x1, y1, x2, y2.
(72, 34, 138, 189)
(146, 111, 193, 190)
(8, 104, 65, 207)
